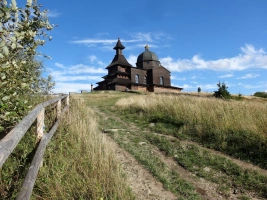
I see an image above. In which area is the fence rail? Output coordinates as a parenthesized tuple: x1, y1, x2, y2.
(0, 94, 69, 200)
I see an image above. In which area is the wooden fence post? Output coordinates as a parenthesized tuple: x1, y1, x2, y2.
(37, 108, 45, 142)
(66, 95, 69, 106)
(1, 95, 69, 199)
(57, 99, 61, 120)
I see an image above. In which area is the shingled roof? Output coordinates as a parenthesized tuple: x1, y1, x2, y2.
(105, 54, 132, 68)
(113, 38, 125, 50)
(107, 78, 131, 85)
(106, 38, 131, 69)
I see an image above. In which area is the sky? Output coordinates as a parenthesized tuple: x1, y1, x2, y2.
(18, 0, 267, 95)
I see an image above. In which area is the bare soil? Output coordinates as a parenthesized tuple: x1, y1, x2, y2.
(103, 134, 177, 200)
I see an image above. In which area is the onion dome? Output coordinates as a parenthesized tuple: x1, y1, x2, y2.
(137, 45, 159, 63)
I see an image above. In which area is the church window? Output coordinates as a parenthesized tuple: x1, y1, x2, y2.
(160, 76, 164, 85)
(135, 74, 139, 83)
(144, 76, 147, 84)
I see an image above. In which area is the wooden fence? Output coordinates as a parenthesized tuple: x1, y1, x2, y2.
(0, 94, 69, 200)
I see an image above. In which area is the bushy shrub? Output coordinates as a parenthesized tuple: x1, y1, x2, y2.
(214, 81, 231, 99)
(254, 91, 267, 98)
(0, 0, 54, 134)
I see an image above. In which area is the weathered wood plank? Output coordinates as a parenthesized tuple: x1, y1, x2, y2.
(0, 95, 68, 168)
(41, 95, 68, 108)
(16, 106, 69, 200)
(66, 95, 69, 106)
(36, 108, 45, 142)
(56, 99, 61, 120)
(16, 123, 59, 200)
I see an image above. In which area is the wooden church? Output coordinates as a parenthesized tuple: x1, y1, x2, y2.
(94, 38, 182, 93)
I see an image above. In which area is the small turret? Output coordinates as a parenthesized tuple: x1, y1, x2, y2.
(113, 38, 125, 55)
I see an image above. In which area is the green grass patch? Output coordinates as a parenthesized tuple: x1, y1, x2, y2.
(32, 97, 135, 199)
(97, 114, 201, 200)
(115, 94, 267, 169)
(144, 133, 267, 198)
(0, 126, 37, 199)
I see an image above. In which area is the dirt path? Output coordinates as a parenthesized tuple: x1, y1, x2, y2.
(94, 107, 265, 200)
(95, 108, 219, 199)
(152, 132, 267, 176)
(103, 134, 177, 200)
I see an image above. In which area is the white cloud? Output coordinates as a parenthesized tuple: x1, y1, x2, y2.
(171, 76, 186, 81)
(241, 45, 265, 55)
(53, 82, 92, 93)
(135, 44, 159, 49)
(172, 82, 228, 92)
(179, 84, 193, 89)
(97, 61, 105, 66)
(88, 55, 97, 63)
(72, 32, 170, 50)
(219, 73, 234, 78)
(161, 44, 267, 72)
(53, 75, 101, 82)
(50, 61, 107, 93)
(55, 62, 65, 68)
(127, 55, 137, 66)
(49, 63, 106, 90)
(243, 84, 263, 89)
(73, 39, 119, 45)
(130, 32, 169, 42)
(196, 84, 218, 90)
(53, 63, 106, 74)
(72, 38, 142, 45)
(235, 82, 267, 90)
(131, 32, 153, 42)
(237, 73, 260, 79)
(47, 10, 61, 18)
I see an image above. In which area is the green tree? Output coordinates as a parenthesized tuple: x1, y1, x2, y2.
(214, 81, 231, 99)
(0, 0, 54, 133)
(253, 91, 267, 98)
(38, 74, 55, 95)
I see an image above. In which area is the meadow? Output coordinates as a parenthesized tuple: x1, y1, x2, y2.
(0, 95, 134, 200)
(116, 94, 267, 168)
(80, 91, 267, 199)
(2, 91, 267, 199)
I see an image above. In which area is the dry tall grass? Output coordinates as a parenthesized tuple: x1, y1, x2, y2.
(116, 94, 267, 167)
(33, 97, 134, 199)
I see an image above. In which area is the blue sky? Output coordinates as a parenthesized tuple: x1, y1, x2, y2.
(23, 0, 267, 94)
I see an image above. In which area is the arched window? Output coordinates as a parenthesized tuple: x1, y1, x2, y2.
(160, 76, 164, 85)
(144, 76, 147, 84)
(135, 74, 139, 83)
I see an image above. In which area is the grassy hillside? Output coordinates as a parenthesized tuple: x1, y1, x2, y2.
(32, 96, 134, 199)
(116, 93, 267, 168)
(75, 91, 267, 199)
(1, 94, 134, 199)
(2, 91, 267, 199)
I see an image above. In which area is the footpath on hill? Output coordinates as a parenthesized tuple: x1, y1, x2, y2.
(77, 92, 267, 200)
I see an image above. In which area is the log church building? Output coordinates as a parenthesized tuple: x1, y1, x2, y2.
(94, 38, 183, 93)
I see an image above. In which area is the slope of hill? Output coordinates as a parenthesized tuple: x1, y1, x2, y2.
(4, 91, 265, 199)
(70, 91, 267, 200)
